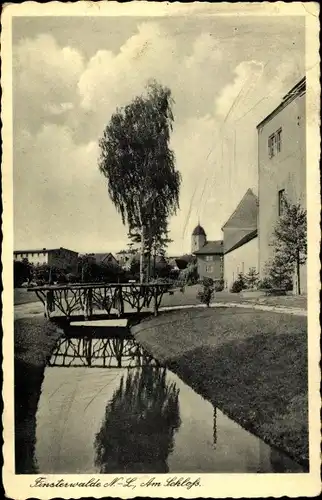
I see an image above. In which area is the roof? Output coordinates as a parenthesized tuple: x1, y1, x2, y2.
(90, 253, 117, 264)
(14, 247, 78, 255)
(168, 254, 195, 269)
(221, 189, 258, 230)
(192, 224, 206, 236)
(169, 254, 194, 263)
(194, 240, 224, 255)
(257, 77, 306, 130)
(224, 229, 258, 255)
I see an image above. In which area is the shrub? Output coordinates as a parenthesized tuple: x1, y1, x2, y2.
(230, 272, 246, 293)
(264, 253, 294, 291)
(258, 277, 273, 289)
(230, 280, 243, 293)
(197, 277, 215, 307)
(245, 267, 259, 289)
(66, 273, 79, 283)
(214, 279, 224, 292)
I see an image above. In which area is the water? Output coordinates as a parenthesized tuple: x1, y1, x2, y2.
(33, 327, 304, 474)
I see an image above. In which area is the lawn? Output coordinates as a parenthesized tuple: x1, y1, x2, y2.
(132, 307, 308, 468)
(14, 288, 39, 306)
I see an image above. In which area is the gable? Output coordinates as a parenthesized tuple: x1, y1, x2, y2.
(222, 189, 258, 230)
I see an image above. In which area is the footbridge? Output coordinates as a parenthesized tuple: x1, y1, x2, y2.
(28, 282, 174, 320)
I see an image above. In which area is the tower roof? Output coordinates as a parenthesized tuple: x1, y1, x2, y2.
(192, 224, 206, 236)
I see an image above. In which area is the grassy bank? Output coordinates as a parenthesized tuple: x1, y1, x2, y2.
(159, 285, 307, 310)
(14, 288, 39, 306)
(132, 307, 308, 468)
(14, 316, 61, 473)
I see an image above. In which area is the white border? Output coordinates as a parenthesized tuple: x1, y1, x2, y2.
(1, 2, 320, 498)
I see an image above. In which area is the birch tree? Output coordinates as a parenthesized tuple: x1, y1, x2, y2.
(98, 80, 181, 283)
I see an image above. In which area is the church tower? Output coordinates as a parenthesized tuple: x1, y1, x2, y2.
(191, 223, 207, 253)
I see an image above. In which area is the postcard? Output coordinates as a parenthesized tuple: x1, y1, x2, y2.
(1, 1, 320, 498)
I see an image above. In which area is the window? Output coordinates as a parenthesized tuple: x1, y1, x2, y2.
(278, 189, 286, 216)
(206, 265, 213, 273)
(205, 255, 213, 262)
(268, 128, 282, 158)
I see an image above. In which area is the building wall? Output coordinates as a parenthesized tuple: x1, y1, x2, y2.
(258, 91, 306, 294)
(224, 237, 258, 290)
(48, 249, 79, 273)
(191, 234, 206, 253)
(14, 251, 49, 266)
(197, 254, 223, 281)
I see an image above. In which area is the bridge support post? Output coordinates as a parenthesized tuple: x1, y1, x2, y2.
(84, 289, 93, 320)
(116, 285, 124, 317)
(153, 285, 159, 317)
(45, 290, 54, 319)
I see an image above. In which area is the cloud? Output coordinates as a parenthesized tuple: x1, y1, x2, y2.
(215, 60, 264, 120)
(75, 22, 226, 142)
(13, 34, 84, 132)
(14, 125, 127, 252)
(12, 19, 305, 255)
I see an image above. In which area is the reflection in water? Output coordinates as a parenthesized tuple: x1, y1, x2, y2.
(49, 335, 159, 369)
(94, 366, 181, 473)
(29, 329, 306, 475)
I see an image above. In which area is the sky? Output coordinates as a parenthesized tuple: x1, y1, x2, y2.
(13, 14, 305, 256)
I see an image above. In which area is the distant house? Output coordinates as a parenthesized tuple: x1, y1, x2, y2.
(87, 253, 119, 267)
(222, 189, 258, 290)
(168, 254, 195, 271)
(13, 247, 78, 273)
(191, 224, 224, 282)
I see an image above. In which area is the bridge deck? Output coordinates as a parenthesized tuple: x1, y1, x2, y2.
(27, 282, 173, 320)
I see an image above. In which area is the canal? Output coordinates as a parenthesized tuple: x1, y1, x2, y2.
(21, 321, 304, 474)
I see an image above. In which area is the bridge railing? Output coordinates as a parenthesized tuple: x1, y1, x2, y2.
(27, 282, 175, 320)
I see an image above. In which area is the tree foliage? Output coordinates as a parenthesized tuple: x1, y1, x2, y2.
(271, 198, 307, 294)
(230, 272, 246, 293)
(98, 80, 181, 282)
(245, 267, 259, 289)
(14, 259, 33, 287)
(197, 277, 215, 307)
(78, 255, 124, 283)
(263, 252, 294, 290)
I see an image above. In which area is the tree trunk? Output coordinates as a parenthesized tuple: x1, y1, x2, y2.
(146, 251, 151, 282)
(153, 249, 156, 278)
(140, 224, 145, 284)
(296, 250, 301, 295)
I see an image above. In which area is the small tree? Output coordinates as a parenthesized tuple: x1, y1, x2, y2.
(245, 267, 259, 289)
(264, 252, 294, 290)
(197, 277, 214, 307)
(272, 198, 307, 294)
(230, 272, 246, 293)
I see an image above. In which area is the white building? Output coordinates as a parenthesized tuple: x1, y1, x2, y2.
(222, 189, 259, 290)
(14, 247, 78, 273)
(257, 77, 306, 294)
